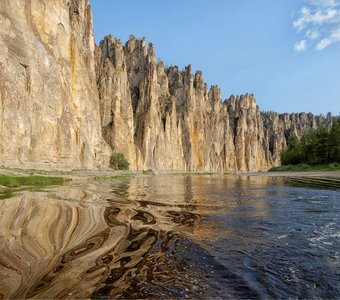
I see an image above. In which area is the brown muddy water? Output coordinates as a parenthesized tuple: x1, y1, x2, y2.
(0, 175, 339, 299)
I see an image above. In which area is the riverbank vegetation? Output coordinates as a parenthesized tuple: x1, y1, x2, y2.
(0, 175, 65, 188)
(273, 117, 340, 171)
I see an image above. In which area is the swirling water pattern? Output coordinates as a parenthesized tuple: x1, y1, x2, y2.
(0, 175, 339, 299)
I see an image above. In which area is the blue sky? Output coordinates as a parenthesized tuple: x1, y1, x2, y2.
(91, 0, 340, 115)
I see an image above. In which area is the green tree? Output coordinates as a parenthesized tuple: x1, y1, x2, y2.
(303, 130, 318, 164)
(281, 117, 340, 166)
(329, 117, 340, 162)
(281, 134, 304, 165)
(314, 126, 330, 164)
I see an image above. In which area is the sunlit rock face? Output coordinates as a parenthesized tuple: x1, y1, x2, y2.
(0, 0, 109, 170)
(0, 0, 331, 172)
(95, 37, 137, 169)
(226, 95, 270, 172)
(96, 35, 332, 172)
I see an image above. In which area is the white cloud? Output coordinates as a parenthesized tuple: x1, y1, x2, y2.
(305, 29, 320, 40)
(295, 40, 307, 52)
(293, 0, 340, 51)
(316, 28, 340, 50)
(293, 7, 339, 31)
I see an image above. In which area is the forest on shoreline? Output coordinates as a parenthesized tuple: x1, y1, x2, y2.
(280, 117, 340, 168)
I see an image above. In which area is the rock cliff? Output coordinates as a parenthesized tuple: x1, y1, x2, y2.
(0, 1, 331, 172)
(0, 0, 109, 170)
(96, 35, 332, 172)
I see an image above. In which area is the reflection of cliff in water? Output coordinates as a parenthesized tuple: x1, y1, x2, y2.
(0, 177, 203, 299)
(0, 175, 275, 299)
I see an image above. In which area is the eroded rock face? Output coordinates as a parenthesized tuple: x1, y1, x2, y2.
(0, 0, 109, 170)
(95, 37, 137, 169)
(97, 35, 331, 172)
(0, 0, 331, 172)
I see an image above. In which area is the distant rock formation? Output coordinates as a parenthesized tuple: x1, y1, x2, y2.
(0, 1, 332, 172)
(96, 35, 332, 172)
(262, 111, 332, 167)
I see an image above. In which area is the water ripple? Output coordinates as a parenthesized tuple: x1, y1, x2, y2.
(0, 175, 339, 299)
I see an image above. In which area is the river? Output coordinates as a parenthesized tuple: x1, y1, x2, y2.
(0, 175, 339, 299)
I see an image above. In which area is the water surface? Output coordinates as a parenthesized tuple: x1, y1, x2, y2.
(0, 175, 339, 299)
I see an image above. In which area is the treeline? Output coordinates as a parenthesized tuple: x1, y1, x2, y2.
(281, 117, 340, 165)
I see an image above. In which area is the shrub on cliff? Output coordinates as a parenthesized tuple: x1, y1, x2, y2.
(110, 153, 129, 170)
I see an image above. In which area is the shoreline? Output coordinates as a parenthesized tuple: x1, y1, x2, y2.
(1, 167, 340, 180)
(239, 171, 340, 178)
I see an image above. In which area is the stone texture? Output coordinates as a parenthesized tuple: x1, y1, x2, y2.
(95, 36, 136, 169)
(97, 35, 331, 172)
(0, 0, 109, 170)
(0, 1, 331, 172)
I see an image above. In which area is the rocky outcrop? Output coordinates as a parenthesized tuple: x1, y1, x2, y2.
(95, 37, 137, 169)
(0, 0, 109, 170)
(96, 35, 331, 172)
(0, 1, 331, 172)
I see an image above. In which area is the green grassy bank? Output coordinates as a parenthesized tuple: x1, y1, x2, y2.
(0, 175, 66, 188)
